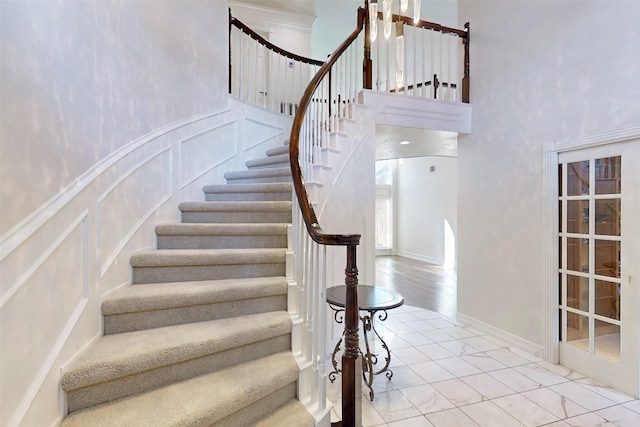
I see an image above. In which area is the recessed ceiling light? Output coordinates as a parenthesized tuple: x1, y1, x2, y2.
(400, 140, 411, 145)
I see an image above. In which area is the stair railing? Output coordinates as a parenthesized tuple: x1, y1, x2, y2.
(229, 11, 325, 115)
(289, 7, 366, 427)
(364, 2, 470, 102)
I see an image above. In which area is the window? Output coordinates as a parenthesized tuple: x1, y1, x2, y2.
(376, 160, 393, 250)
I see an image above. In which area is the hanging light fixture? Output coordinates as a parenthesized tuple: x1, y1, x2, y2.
(369, 0, 378, 42)
(400, 0, 409, 13)
(382, 0, 392, 40)
(413, 0, 421, 23)
(395, 21, 404, 89)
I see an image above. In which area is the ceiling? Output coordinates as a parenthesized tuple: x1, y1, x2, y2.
(236, 0, 317, 17)
(376, 125, 458, 160)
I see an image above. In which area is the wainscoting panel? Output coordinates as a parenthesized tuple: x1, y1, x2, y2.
(97, 147, 173, 278)
(1, 213, 88, 427)
(180, 121, 238, 189)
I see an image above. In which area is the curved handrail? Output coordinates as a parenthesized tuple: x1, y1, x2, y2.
(230, 16, 324, 66)
(288, 9, 365, 247)
(374, 11, 468, 37)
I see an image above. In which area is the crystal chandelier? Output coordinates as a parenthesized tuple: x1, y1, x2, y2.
(371, 0, 422, 42)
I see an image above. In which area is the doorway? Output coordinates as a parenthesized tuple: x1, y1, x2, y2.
(557, 140, 640, 397)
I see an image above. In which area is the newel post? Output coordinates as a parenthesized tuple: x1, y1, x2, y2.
(341, 244, 361, 427)
(462, 22, 470, 103)
(363, 3, 373, 90)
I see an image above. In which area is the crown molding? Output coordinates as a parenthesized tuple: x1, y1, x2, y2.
(230, 1, 316, 34)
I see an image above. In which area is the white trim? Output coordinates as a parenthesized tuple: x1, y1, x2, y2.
(0, 109, 230, 261)
(394, 250, 442, 266)
(553, 124, 640, 153)
(96, 146, 173, 278)
(8, 299, 89, 427)
(456, 312, 544, 358)
(542, 144, 560, 363)
(0, 210, 89, 308)
(230, 1, 316, 34)
(179, 121, 239, 189)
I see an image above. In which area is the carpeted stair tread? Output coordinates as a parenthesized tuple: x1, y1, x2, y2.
(61, 311, 291, 392)
(155, 223, 288, 237)
(130, 248, 286, 267)
(60, 352, 298, 427)
(179, 201, 292, 212)
(254, 400, 314, 426)
(224, 167, 291, 181)
(202, 182, 292, 194)
(102, 276, 287, 315)
(246, 153, 289, 169)
(265, 145, 290, 157)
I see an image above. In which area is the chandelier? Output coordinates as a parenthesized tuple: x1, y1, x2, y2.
(369, 0, 421, 43)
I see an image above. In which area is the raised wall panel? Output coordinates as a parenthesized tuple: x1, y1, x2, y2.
(97, 147, 172, 278)
(179, 121, 238, 189)
(0, 214, 87, 427)
(243, 117, 285, 151)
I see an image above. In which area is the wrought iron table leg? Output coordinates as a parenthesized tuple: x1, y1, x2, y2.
(369, 309, 393, 380)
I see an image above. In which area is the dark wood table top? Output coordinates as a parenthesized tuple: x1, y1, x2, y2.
(326, 285, 404, 311)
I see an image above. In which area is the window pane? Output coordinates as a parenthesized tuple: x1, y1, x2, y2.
(595, 156, 621, 195)
(566, 275, 588, 312)
(595, 199, 621, 236)
(595, 320, 620, 362)
(567, 312, 589, 351)
(595, 280, 620, 321)
(567, 161, 589, 196)
(567, 237, 589, 273)
(376, 198, 391, 248)
(376, 160, 391, 185)
(595, 240, 620, 278)
(566, 200, 589, 234)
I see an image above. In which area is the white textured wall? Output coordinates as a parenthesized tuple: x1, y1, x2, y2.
(0, 0, 228, 236)
(395, 156, 457, 265)
(457, 0, 640, 349)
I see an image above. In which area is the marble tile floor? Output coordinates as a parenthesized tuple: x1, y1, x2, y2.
(327, 304, 640, 427)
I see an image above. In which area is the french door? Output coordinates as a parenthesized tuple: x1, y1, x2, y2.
(558, 140, 640, 397)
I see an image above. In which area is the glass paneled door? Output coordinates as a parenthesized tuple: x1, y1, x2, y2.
(558, 140, 640, 397)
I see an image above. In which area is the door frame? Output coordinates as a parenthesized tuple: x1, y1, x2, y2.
(542, 124, 640, 394)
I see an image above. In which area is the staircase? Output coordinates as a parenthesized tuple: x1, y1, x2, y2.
(60, 142, 314, 426)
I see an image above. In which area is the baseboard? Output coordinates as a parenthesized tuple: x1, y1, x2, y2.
(456, 312, 544, 358)
(394, 250, 442, 266)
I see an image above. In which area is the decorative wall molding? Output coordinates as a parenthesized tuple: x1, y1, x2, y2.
(552, 124, 640, 153)
(179, 121, 238, 189)
(97, 147, 173, 278)
(360, 90, 472, 134)
(230, 1, 315, 34)
(0, 109, 229, 261)
(1, 210, 89, 308)
(8, 298, 88, 427)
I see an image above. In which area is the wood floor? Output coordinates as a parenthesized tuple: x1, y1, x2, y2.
(375, 255, 457, 319)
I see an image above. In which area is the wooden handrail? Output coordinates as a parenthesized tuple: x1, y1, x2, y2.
(289, 8, 366, 427)
(230, 15, 324, 67)
(374, 11, 468, 37)
(288, 10, 365, 247)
